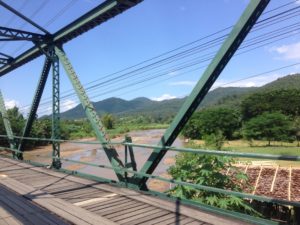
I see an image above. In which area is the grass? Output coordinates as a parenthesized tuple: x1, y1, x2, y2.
(186, 139, 300, 167)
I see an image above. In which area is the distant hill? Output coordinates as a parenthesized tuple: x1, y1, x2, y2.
(53, 74, 300, 119)
(58, 87, 255, 119)
(212, 73, 300, 109)
(260, 74, 300, 91)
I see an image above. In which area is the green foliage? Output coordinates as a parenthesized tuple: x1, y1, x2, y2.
(241, 89, 300, 120)
(168, 152, 257, 215)
(293, 117, 300, 147)
(243, 112, 293, 146)
(101, 114, 115, 129)
(203, 131, 226, 150)
(182, 108, 241, 140)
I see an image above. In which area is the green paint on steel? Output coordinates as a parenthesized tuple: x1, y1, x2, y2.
(0, 148, 295, 224)
(0, 90, 17, 158)
(18, 57, 51, 158)
(134, 0, 271, 189)
(2, 135, 300, 162)
(125, 135, 137, 171)
(0, 0, 143, 77)
(50, 48, 61, 169)
(55, 46, 125, 181)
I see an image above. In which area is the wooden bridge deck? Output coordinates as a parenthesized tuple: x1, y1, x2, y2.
(0, 157, 251, 225)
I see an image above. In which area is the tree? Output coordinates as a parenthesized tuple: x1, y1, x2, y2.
(102, 114, 115, 129)
(241, 89, 300, 120)
(243, 112, 293, 146)
(0, 107, 25, 147)
(292, 117, 300, 147)
(182, 108, 241, 140)
(168, 152, 256, 214)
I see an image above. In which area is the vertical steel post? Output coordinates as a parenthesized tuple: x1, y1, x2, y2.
(54, 46, 125, 181)
(0, 90, 17, 157)
(125, 136, 137, 171)
(133, 0, 270, 189)
(50, 48, 61, 169)
(18, 58, 51, 159)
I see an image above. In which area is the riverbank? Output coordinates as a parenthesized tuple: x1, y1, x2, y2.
(23, 129, 182, 191)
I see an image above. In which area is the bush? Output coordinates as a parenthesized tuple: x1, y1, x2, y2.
(168, 152, 257, 215)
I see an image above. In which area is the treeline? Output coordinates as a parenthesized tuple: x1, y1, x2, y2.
(0, 107, 171, 149)
(0, 107, 94, 148)
(182, 89, 300, 146)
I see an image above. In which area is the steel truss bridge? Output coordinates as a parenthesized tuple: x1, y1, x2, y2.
(0, 0, 299, 224)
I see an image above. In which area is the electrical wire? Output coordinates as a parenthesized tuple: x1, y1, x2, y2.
(31, 20, 300, 114)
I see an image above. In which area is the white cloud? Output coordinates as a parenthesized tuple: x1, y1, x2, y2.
(270, 42, 300, 60)
(168, 71, 179, 76)
(4, 99, 19, 109)
(61, 99, 77, 112)
(169, 81, 196, 86)
(211, 73, 290, 90)
(151, 94, 177, 101)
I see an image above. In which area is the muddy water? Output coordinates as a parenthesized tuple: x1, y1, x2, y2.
(24, 129, 183, 190)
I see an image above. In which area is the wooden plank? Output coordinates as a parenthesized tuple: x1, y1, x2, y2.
(54, 187, 103, 198)
(155, 215, 187, 225)
(115, 208, 161, 224)
(0, 206, 11, 219)
(2, 217, 21, 225)
(125, 210, 170, 225)
(60, 191, 114, 204)
(0, 189, 67, 225)
(0, 176, 117, 225)
(288, 166, 292, 201)
(85, 198, 132, 212)
(29, 163, 247, 225)
(74, 193, 118, 206)
(111, 206, 157, 222)
(139, 213, 176, 225)
(176, 217, 197, 224)
(252, 165, 263, 195)
(270, 165, 279, 192)
(101, 202, 147, 217)
(95, 200, 144, 215)
(0, 157, 250, 225)
(83, 197, 128, 210)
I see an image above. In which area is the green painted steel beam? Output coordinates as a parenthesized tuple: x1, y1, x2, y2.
(55, 46, 125, 181)
(18, 58, 51, 158)
(134, 0, 271, 189)
(0, 26, 46, 41)
(4, 134, 300, 162)
(50, 49, 61, 169)
(0, 0, 142, 77)
(0, 90, 17, 157)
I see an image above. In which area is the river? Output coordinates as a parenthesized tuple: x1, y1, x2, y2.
(24, 129, 184, 191)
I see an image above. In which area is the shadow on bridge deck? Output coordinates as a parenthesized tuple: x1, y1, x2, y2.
(0, 157, 251, 225)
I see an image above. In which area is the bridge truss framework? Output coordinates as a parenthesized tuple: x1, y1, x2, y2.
(3, 1, 294, 224)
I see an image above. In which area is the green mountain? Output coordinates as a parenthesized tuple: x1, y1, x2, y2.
(57, 74, 300, 119)
(260, 74, 300, 91)
(59, 87, 255, 119)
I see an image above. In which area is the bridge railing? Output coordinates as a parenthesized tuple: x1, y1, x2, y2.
(0, 134, 299, 225)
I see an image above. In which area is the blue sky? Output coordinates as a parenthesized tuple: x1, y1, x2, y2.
(0, 0, 300, 116)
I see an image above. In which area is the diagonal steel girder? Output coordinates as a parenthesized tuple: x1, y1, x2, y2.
(0, 53, 13, 65)
(0, 90, 17, 156)
(55, 46, 125, 181)
(133, 0, 271, 189)
(17, 58, 51, 158)
(0, 0, 142, 76)
(0, 26, 46, 41)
